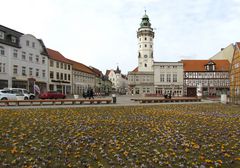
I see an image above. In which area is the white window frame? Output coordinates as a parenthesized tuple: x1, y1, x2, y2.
(0, 31, 4, 39)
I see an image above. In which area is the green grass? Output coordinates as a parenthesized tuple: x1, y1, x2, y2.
(0, 104, 240, 167)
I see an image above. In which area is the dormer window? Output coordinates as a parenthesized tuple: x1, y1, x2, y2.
(11, 36, 16, 43)
(26, 40, 30, 46)
(205, 61, 216, 71)
(0, 31, 4, 39)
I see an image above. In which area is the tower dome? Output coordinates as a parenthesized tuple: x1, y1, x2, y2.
(140, 12, 151, 28)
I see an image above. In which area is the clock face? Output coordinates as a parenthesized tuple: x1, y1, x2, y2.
(144, 55, 147, 58)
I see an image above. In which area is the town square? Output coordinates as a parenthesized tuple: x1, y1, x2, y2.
(1, 0, 240, 167)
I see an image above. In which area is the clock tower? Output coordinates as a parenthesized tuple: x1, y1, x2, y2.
(137, 11, 154, 72)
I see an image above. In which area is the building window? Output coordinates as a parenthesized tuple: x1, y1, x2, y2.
(61, 63, 63, 69)
(42, 70, 46, 78)
(42, 57, 46, 64)
(29, 67, 33, 76)
(60, 73, 63, 80)
(13, 65, 18, 74)
(68, 64, 70, 70)
(56, 72, 59, 79)
(0, 63, 6, 73)
(22, 52, 26, 60)
(173, 74, 177, 82)
(56, 62, 59, 68)
(68, 74, 70, 81)
(64, 64, 67, 70)
(167, 74, 171, 82)
(50, 60, 54, 67)
(160, 74, 165, 82)
(150, 45, 152, 48)
(145, 37, 147, 40)
(0, 46, 5, 55)
(64, 73, 67, 80)
(36, 55, 39, 63)
(145, 44, 147, 47)
(26, 40, 30, 46)
(145, 63, 147, 67)
(11, 36, 17, 43)
(13, 49, 18, 58)
(32, 42, 35, 48)
(50, 71, 54, 79)
(0, 31, 4, 39)
(29, 53, 33, 62)
(160, 66, 164, 69)
(22, 66, 26, 76)
(36, 69, 39, 77)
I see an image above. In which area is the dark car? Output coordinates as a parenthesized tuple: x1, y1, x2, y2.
(38, 91, 66, 99)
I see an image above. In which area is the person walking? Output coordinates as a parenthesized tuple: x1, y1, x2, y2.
(90, 88, 94, 99)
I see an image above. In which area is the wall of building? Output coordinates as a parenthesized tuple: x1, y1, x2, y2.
(210, 44, 234, 63)
(0, 34, 49, 91)
(154, 62, 184, 96)
(48, 59, 72, 94)
(230, 44, 240, 104)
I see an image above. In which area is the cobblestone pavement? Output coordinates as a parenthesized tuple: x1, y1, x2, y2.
(0, 94, 220, 109)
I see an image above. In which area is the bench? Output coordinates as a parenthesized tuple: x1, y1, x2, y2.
(0, 98, 112, 106)
(131, 97, 201, 104)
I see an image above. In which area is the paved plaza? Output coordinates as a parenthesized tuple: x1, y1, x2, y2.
(0, 95, 219, 109)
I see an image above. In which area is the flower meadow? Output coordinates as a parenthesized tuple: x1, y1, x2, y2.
(0, 104, 240, 167)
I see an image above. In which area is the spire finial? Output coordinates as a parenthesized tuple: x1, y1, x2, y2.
(144, 8, 146, 15)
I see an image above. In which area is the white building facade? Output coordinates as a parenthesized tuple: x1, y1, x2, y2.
(0, 25, 49, 92)
(107, 66, 128, 94)
(154, 62, 183, 96)
(128, 13, 183, 95)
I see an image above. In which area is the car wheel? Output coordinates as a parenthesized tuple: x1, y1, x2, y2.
(24, 97, 28, 100)
(30, 95, 35, 99)
(1, 97, 7, 100)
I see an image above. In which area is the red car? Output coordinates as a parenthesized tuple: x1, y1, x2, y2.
(38, 91, 66, 99)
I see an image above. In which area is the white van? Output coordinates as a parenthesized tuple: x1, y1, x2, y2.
(0, 90, 17, 100)
(4, 88, 35, 100)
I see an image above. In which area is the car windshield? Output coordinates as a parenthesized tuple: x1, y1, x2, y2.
(23, 90, 30, 94)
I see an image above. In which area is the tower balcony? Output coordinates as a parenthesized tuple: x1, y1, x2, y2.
(137, 30, 154, 38)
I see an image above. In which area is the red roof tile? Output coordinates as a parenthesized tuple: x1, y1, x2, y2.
(105, 70, 111, 76)
(132, 67, 138, 72)
(181, 60, 230, 71)
(67, 59, 94, 75)
(47, 48, 71, 64)
(89, 66, 103, 77)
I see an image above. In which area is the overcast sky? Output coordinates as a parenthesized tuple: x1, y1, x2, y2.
(1, 0, 240, 74)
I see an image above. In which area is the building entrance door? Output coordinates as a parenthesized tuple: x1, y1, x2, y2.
(187, 87, 197, 97)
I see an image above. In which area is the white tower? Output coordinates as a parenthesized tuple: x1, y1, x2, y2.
(137, 11, 154, 72)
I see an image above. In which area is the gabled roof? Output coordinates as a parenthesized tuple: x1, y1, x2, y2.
(181, 60, 230, 71)
(67, 59, 94, 75)
(132, 67, 138, 72)
(105, 70, 111, 76)
(89, 66, 103, 77)
(47, 48, 71, 64)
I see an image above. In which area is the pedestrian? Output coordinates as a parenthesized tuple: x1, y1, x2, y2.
(83, 90, 87, 99)
(90, 89, 94, 99)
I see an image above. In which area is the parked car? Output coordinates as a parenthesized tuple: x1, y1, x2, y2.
(0, 90, 17, 100)
(4, 88, 35, 100)
(38, 91, 66, 99)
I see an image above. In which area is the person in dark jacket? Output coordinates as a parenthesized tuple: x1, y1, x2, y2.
(90, 89, 94, 99)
